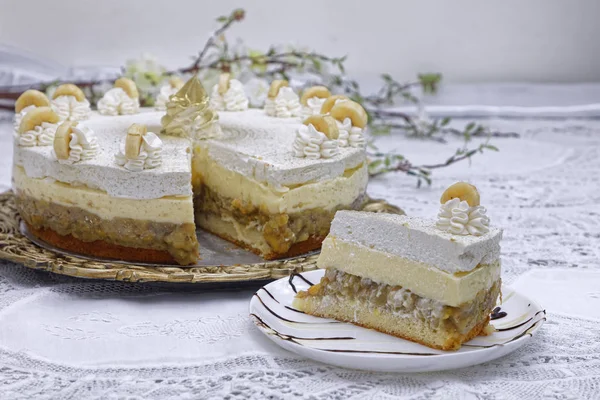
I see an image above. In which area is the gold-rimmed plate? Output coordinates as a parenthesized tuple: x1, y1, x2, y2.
(0, 191, 403, 285)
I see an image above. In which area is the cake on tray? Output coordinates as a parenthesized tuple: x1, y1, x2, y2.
(11, 74, 369, 265)
(293, 182, 502, 350)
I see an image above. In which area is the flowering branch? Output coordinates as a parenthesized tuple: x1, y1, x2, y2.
(0, 7, 520, 185)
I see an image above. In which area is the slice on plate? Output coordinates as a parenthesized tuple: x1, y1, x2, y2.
(293, 182, 503, 350)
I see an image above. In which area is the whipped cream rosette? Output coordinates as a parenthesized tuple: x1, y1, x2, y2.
(98, 77, 141, 115)
(264, 80, 302, 118)
(50, 84, 91, 121)
(293, 115, 341, 159)
(115, 123, 163, 172)
(209, 73, 249, 112)
(436, 182, 490, 236)
(328, 100, 368, 148)
(53, 121, 99, 165)
(300, 86, 331, 117)
(17, 107, 60, 147)
(13, 90, 51, 132)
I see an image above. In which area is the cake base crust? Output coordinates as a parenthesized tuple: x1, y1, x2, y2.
(26, 224, 185, 265)
(207, 228, 325, 260)
(293, 294, 492, 351)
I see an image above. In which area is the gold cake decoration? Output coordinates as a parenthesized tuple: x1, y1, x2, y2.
(160, 75, 219, 138)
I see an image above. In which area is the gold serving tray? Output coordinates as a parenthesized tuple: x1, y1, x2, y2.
(0, 191, 403, 285)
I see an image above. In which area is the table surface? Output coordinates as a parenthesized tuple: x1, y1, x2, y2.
(1, 87, 600, 399)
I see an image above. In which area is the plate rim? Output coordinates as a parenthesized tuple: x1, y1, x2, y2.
(249, 269, 547, 370)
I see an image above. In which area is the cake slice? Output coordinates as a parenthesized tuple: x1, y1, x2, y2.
(293, 183, 502, 350)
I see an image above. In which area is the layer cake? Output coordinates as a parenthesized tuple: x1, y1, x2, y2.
(293, 183, 502, 350)
(12, 76, 369, 264)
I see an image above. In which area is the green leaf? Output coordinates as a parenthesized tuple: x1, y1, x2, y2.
(368, 159, 383, 171)
(440, 117, 451, 126)
(312, 58, 322, 72)
(216, 16, 228, 23)
(370, 125, 391, 136)
(484, 144, 499, 151)
(381, 73, 393, 83)
(464, 122, 476, 132)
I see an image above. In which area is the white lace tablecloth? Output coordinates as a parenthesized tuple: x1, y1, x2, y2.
(1, 93, 600, 399)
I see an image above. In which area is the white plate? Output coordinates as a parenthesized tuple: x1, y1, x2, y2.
(249, 270, 546, 373)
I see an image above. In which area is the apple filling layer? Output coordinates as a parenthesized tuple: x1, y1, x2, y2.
(295, 268, 500, 336)
(194, 186, 366, 256)
(16, 195, 198, 265)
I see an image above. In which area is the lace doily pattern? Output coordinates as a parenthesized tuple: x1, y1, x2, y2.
(1, 117, 600, 399)
(0, 313, 598, 399)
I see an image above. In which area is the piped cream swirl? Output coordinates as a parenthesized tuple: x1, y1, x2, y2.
(436, 198, 490, 236)
(115, 132, 163, 172)
(97, 88, 140, 115)
(210, 79, 249, 111)
(265, 87, 302, 118)
(336, 117, 365, 148)
(51, 96, 91, 121)
(302, 96, 326, 117)
(292, 124, 340, 159)
(19, 122, 58, 147)
(57, 125, 98, 165)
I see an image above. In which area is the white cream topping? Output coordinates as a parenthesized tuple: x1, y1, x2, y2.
(15, 109, 362, 200)
(51, 96, 91, 121)
(302, 96, 326, 117)
(154, 84, 178, 111)
(292, 124, 339, 159)
(115, 132, 163, 172)
(56, 124, 99, 165)
(436, 198, 491, 236)
(209, 79, 249, 112)
(13, 105, 36, 132)
(264, 87, 302, 118)
(18, 122, 57, 147)
(14, 110, 192, 199)
(208, 109, 365, 189)
(328, 211, 502, 274)
(97, 88, 140, 115)
(336, 117, 365, 148)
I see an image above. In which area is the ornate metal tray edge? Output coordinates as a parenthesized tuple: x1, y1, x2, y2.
(0, 191, 404, 284)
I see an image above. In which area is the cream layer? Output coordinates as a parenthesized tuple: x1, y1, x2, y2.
(13, 166, 194, 224)
(317, 238, 501, 307)
(193, 146, 368, 215)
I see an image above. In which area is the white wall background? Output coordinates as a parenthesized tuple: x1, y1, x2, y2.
(1, 0, 599, 83)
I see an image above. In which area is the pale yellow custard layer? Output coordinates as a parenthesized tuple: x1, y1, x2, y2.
(193, 146, 368, 215)
(317, 238, 501, 307)
(13, 166, 194, 224)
